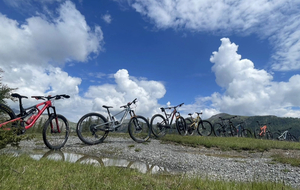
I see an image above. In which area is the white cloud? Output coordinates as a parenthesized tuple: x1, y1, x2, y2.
(129, 0, 300, 71)
(102, 14, 112, 24)
(0, 1, 104, 122)
(195, 38, 300, 117)
(84, 69, 166, 119)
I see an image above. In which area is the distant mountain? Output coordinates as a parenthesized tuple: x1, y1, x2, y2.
(205, 113, 300, 139)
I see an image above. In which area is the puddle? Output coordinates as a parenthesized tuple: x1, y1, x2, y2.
(1, 149, 168, 174)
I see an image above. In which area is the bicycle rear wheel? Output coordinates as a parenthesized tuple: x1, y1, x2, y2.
(150, 114, 168, 138)
(176, 116, 187, 136)
(43, 114, 69, 150)
(272, 131, 281, 140)
(198, 120, 212, 136)
(76, 113, 109, 145)
(128, 115, 150, 143)
(185, 118, 195, 136)
(241, 129, 252, 138)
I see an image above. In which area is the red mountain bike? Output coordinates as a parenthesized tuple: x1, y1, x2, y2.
(0, 93, 70, 149)
(150, 103, 186, 138)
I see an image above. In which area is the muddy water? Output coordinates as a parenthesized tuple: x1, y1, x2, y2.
(1, 148, 168, 174)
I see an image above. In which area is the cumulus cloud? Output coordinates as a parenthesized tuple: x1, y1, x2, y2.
(102, 14, 112, 24)
(129, 0, 300, 71)
(84, 69, 166, 119)
(197, 38, 300, 117)
(0, 1, 104, 122)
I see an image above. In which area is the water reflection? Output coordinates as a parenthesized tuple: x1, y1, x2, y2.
(1, 149, 168, 174)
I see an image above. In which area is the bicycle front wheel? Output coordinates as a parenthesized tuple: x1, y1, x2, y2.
(150, 114, 168, 138)
(176, 116, 187, 136)
(287, 133, 298, 142)
(241, 129, 252, 138)
(214, 123, 225, 137)
(128, 115, 150, 143)
(198, 120, 212, 136)
(76, 113, 109, 145)
(42, 114, 69, 150)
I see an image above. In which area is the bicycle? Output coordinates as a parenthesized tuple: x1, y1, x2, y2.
(76, 98, 150, 144)
(272, 127, 298, 141)
(254, 121, 272, 139)
(150, 103, 186, 138)
(185, 112, 213, 136)
(0, 93, 70, 149)
(213, 116, 238, 137)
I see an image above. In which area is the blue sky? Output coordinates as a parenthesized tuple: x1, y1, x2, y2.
(1, 0, 300, 122)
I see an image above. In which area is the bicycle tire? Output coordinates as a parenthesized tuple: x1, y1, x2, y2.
(197, 120, 212, 136)
(266, 131, 273, 140)
(42, 114, 69, 150)
(214, 123, 225, 137)
(287, 133, 298, 142)
(227, 125, 237, 137)
(176, 116, 186, 136)
(254, 128, 261, 139)
(76, 112, 109, 145)
(185, 118, 195, 136)
(0, 104, 19, 131)
(272, 131, 281, 140)
(128, 115, 150, 143)
(150, 114, 168, 138)
(241, 129, 252, 138)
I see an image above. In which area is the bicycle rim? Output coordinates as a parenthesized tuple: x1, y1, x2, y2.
(176, 116, 186, 136)
(150, 114, 167, 138)
(128, 116, 150, 143)
(43, 114, 69, 150)
(76, 113, 108, 145)
(198, 120, 212, 136)
(241, 129, 252, 138)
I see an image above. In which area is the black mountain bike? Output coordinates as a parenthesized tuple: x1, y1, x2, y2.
(150, 103, 186, 138)
(213, 116, 238, 137)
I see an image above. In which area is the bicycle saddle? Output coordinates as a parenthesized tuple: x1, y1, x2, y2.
(11, 93, 28, 99)
(102, 105, 113, 109)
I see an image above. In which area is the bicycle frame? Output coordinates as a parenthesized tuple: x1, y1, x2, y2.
(188, 113, 201, 129)
(161, 107, 181, 126)
(0, 99, 57, 131)
(96, 104, 137, 131)
(277, 130, 288, 140)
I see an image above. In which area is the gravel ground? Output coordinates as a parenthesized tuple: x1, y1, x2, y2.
(2, 135, 300, 189)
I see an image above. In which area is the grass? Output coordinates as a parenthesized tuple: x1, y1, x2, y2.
(0, 154, 295, 190)
(160, 134, 300, 152)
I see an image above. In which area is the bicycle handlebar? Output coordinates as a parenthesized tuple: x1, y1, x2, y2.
(161, 103, 184, 110)
(120, 98, 138, 108)
(31, 94, 70, 100)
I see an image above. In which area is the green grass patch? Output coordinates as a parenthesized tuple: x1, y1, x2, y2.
(161, 134, 300, 152)
(0, 154, 295, 190)
(271, 154, 300, 167)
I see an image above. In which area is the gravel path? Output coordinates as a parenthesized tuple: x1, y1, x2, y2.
(2, 135, 300, 189)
